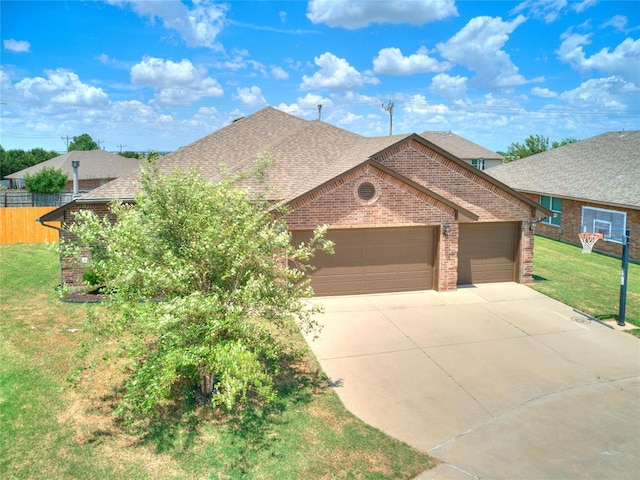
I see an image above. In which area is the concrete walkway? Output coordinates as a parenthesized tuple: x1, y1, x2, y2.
(304, 283, 640, 479)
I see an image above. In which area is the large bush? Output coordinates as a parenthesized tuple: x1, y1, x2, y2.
(66, 165, 332, 418)
(24, 166, 67, 193)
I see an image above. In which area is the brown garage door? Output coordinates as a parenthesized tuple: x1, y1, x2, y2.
(458, 222, 519, 285)
(291, 227, 437, 296)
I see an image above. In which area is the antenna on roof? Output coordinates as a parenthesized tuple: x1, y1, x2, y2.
(382, 100, 394, 135)
(318, 104, 322, 121)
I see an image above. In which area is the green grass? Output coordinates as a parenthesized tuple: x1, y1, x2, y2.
(530, 235, 640, 333)
(0, 243, 435, 479)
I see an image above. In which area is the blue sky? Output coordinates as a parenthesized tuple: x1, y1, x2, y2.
(1, 0, 638, 153)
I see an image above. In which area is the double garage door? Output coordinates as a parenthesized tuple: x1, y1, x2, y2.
(292, 222, 519, 296)
(291, 227, 437, 296)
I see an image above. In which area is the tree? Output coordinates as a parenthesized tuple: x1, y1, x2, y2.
(551, 137, 578, 148)
(119, 150, 141, 159)
(68, 133, 99, 151)
(66, 165, 332, 418)
(0, 146, 58, 178)
(501, 134, 549, 162)
(501, 135, 581, 163)
(24, 166, 67, 193)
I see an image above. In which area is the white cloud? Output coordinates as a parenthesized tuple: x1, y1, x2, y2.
(234, 86, 267, 109)
(337, 111, 363, 125)
(216, 49, 269, 77)
(373, 47, 450, 75)
(3, 39, 31, 53)
(511, 0, 567, 23)
(574, 0, 598, 14)
(131, 57, 223, 105)
(107, 0, 226, 49)
(557, 33, 640, 83)
(601, 15, 628, 32)
(560, 76, 639, 109)
(276, 93, 334, 118)
(437, 15, 528, 89)
(307, 0, 457, 29)
(430, 73, 468, 101)
(531, 87, 558, 98)
(300, 52, 378, 91)
(14, 69, 109, 108)
(271, 66, 289, 80)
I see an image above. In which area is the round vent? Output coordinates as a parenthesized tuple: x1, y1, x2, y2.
(358, 182, 376, 201)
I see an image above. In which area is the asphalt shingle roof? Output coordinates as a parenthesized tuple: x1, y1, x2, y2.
(79, 107, 503, 205)
(488, 131, 640, 209)
(419, 131, 503, 161)
(6, 150, 142, 181)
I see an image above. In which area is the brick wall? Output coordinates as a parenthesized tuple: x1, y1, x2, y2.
(524, 193, 639, 261)
(437, 223, 459, 291)
(377, 141, 538, 284)
(61, 202, 115, 286)
(63, 178, 113, 192)
(286, 164, 455, 230)
(378, 141, 535, 222)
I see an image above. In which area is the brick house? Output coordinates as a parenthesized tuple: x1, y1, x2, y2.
(488, 131, 639, 262)
(6, 150, 142, 192)
(39, 107, 551, 295)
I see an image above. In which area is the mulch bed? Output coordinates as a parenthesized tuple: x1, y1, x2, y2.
(62, 289, 105, 304)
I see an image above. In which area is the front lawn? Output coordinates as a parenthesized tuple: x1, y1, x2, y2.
(530, 235, 640, 332)
(0, 243, 435, 479)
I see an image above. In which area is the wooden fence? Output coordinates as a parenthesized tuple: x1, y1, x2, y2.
(0, 207, 61, 244)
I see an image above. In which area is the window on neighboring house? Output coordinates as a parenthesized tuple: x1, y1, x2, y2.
(540, 195, 562, 226)
(471, 157, 485, 170)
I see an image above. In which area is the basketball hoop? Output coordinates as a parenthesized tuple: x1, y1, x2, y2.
(578, 233, 603, 254)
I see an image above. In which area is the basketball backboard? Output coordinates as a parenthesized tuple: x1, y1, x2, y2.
(580, 206, 627, 244)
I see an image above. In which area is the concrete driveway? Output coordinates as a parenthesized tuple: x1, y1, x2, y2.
(304, 283, 640, 479)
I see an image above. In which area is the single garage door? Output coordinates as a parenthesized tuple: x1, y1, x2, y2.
(291, 227, 437, 296)
(458, 222, 519, 285)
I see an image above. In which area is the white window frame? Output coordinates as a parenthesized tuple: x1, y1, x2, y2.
(471, 158, 485, 170)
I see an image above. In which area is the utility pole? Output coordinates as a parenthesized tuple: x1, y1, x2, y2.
(382, 100, 394, 135)
(117, 144, 126, 153)
(318, 104, 322, 121)
(61, 135, 70, 151)
(96, 139, 103, 150)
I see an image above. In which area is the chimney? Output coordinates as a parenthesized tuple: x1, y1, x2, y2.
(71, 160, 80, 199)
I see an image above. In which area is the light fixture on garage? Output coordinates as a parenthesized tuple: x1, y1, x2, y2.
(442, 223, 451, 236)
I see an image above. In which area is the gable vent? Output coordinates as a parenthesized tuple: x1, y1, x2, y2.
(358, 182, 376, 201)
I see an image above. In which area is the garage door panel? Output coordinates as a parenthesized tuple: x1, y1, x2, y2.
(458, 222, 519, 285)
(292, 227, 436, 296)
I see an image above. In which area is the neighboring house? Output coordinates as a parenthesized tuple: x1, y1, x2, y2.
(488, 131, 639, 262)
(5, 150, 142, 192)
(40, 107, 551, 295)
(420, 131, 504, 170)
